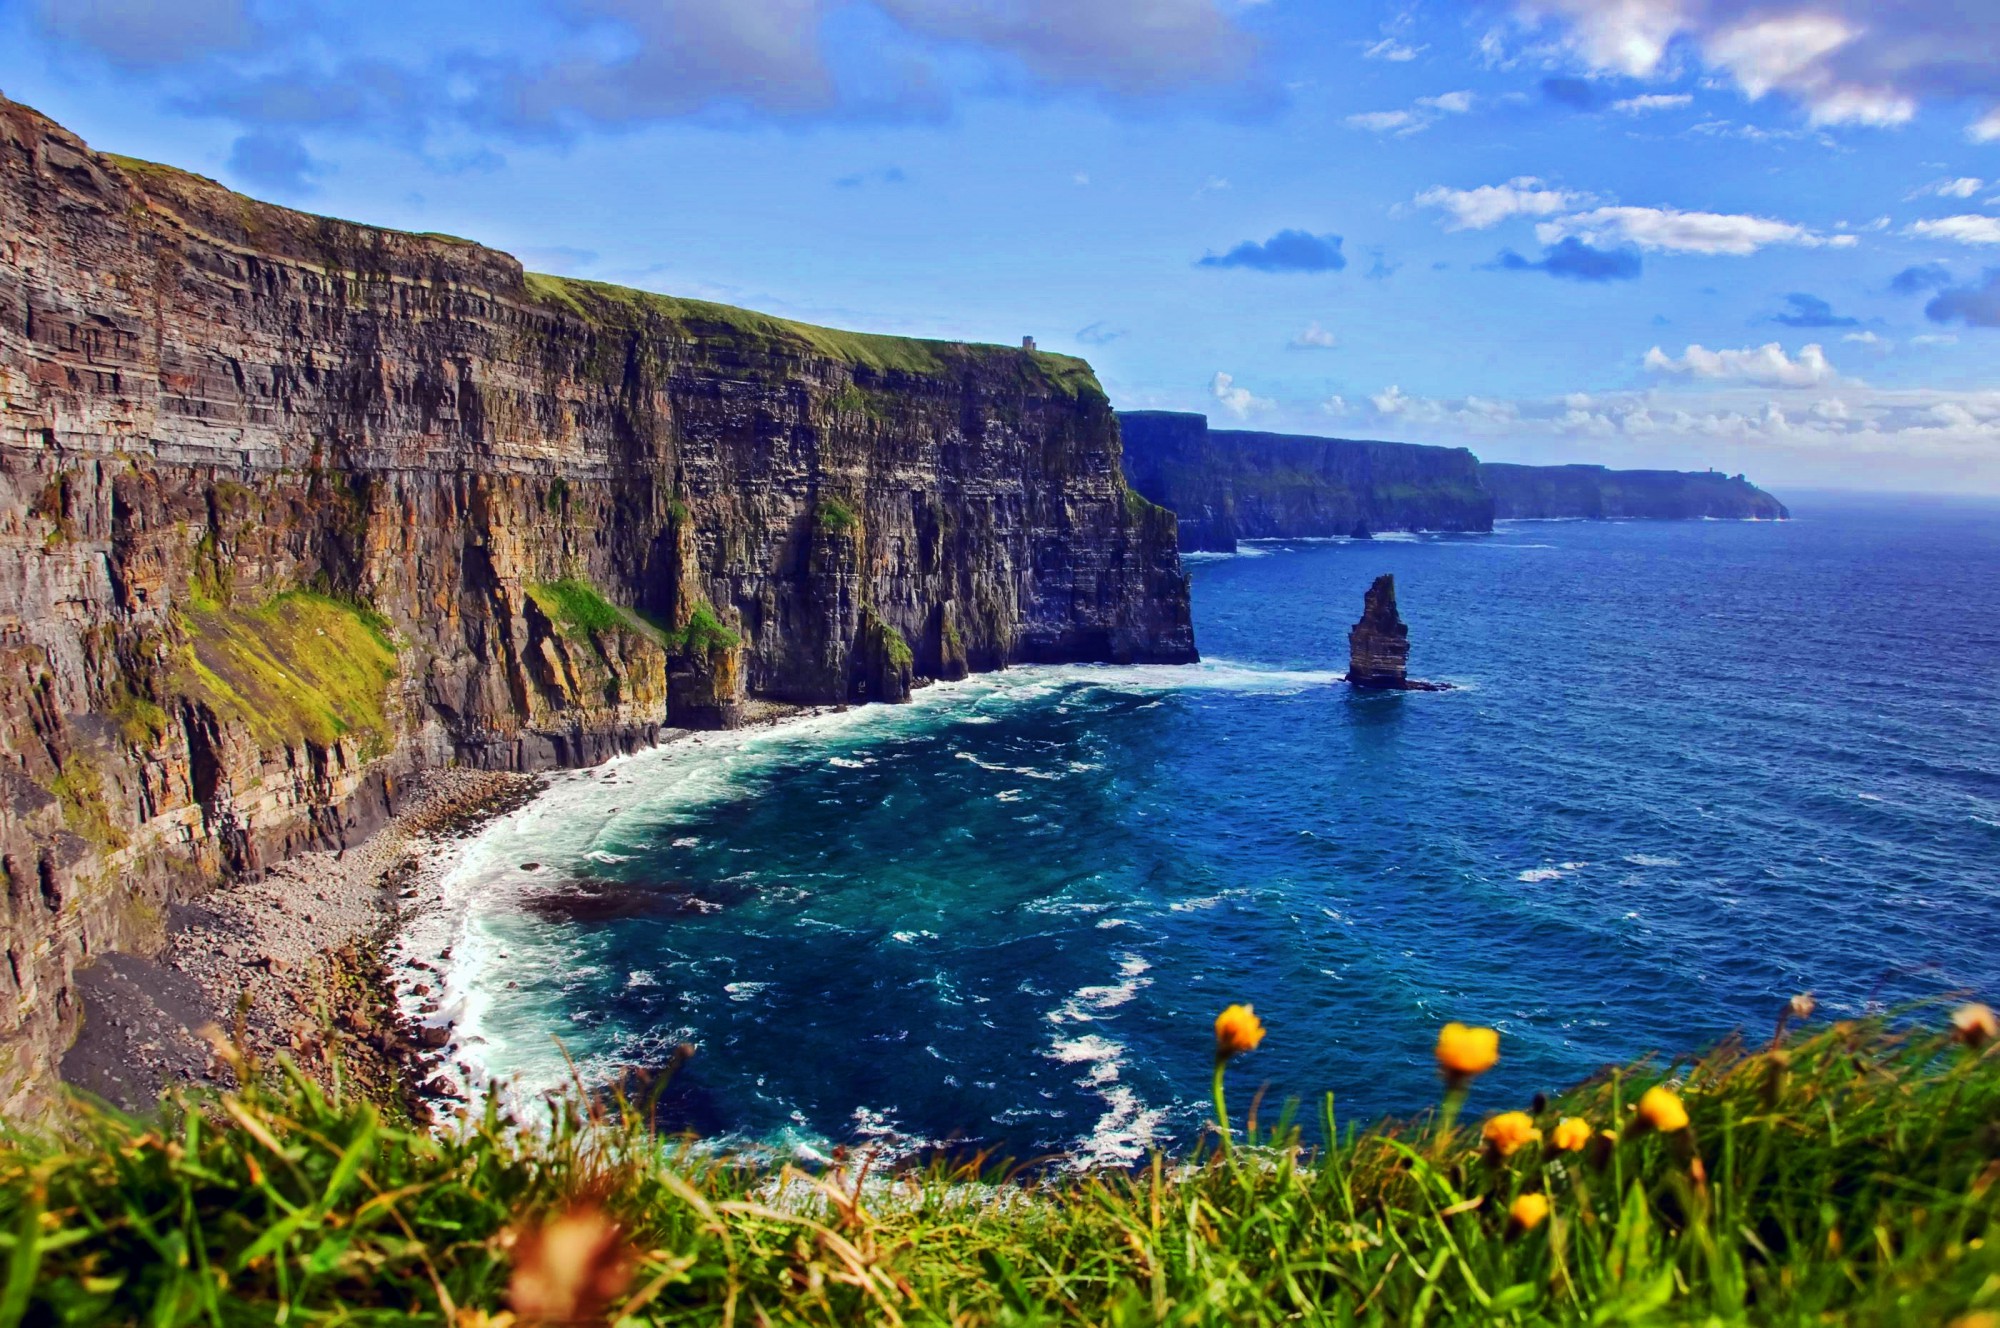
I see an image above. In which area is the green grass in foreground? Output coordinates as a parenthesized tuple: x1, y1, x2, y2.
(4, 1013, 1998, 1325)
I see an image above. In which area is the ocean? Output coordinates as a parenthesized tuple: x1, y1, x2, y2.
(396, 491, 2000, 1166)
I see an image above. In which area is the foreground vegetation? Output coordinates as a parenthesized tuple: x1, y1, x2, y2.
(4, 1007, 1997, 1325)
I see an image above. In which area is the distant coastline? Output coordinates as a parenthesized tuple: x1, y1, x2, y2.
(1117, 410, 1788, 552)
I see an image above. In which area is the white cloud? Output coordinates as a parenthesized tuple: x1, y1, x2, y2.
(1911, 333, 1959, 347)
(1842, 330, 1887, 348)
(1912, 177, 1986, 200)
(1539, 205, 1856, 255)
(1517, 0, 1988, 134)
(1348, 89, 1474, 135)
(1346, 109, 1420, 133)
(1371, 385, 1415, 416)
(1643, 342, 1836, 388)
(1211, 371, 1272, 417)
(1612, 93, 1693, 114)
(1362, 37, 1422, 62)
(1975, 110, 2000, 144)
(1290, 321, 1338, 349)
(1907, 215, 2000, 245)
(1320, 394, 1349, 415)
(1418, 90, 1475, 114)
(1415, 177, 1581, 230)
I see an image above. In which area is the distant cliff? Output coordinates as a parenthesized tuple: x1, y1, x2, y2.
(1118, 412, 1493, 551)
(0, 96, 1195, 1112)
(1479, 464, 1790, 520)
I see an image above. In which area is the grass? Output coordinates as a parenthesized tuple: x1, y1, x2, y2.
(526, 579, 632, 640)
(177, 592, 398, 754)
(523, 273, 1101, 397)
(815, 497, 862, 538)
(668, 602, 741, 658)
(6, 1012, 1997, 1324)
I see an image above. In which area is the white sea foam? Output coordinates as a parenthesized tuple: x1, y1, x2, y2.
(1517, 868, 1566, 883)
(399, 656, 1343, 1107)
(1625, 854, 1683, 868)
(724, 981, 771, 1003)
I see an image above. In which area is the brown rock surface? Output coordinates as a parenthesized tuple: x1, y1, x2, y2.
(0, 95, 1196, 1114)
(1347, 574, 1448, 692)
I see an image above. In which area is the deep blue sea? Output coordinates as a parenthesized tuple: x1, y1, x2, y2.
(398, 493, 2000, 1165)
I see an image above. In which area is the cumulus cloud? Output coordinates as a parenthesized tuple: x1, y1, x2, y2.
(1539, 205, 1856, 255)
(1290, 321, 1339, 349)
(1912, 177, 1985, 200)
(1772, 293, 1858, 327)
(1415, 177, 1582, 230)
(1211, 371, 1272, 417)
(1494, 236, 1644, 281)
(1516, 0, 2000, 136)
(1197, 229, 1347, 272)
(1907, 215, 2000, 245)
(1643, 341, 1837, 387)
(1924, 268, 2000, 327)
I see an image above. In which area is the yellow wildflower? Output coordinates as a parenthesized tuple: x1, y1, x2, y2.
(1636, 1085, 1690, 1134)
(1508, 1192, 1551, 1233)
(1481, 1111, 1542, 1158)
(1435, 1023, 1499, 1082)
(1951, 1002, 1997, 1050)
(1214, 1004, 1265, 1061)
(1550, 1116, 1592, 1152)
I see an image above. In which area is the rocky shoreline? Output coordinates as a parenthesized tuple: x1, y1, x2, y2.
(61, 700, 822, 1122)
(60, 768, 542, 1123)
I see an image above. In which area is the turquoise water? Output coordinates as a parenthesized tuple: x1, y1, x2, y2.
(401, 493, 2000, 1164)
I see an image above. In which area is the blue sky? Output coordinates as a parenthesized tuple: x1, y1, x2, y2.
(7, 0, 2000, 492)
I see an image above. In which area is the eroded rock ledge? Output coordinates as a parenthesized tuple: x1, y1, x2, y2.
(0, 96, 1195, 1114)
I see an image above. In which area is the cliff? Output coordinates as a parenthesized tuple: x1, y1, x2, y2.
(1480, 463, 1790, 521)
(0, 96, 1195, 1113)
(1117, 411, 1493, 552)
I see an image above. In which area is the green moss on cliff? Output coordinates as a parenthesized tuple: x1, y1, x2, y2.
(815, 496, 861, 537)
(526, 579, 629, 638)
(50, 756, 124, 852)
(179, 593, 398, 754)
(668, 602, 741, 658)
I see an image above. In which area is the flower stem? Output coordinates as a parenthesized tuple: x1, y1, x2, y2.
(1211, 1059, 1232, 1155)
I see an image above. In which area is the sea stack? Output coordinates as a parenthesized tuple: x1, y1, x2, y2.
(1348, 575, 1448, 691)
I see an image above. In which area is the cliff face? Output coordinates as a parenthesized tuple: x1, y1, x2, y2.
(1117, 411, 1493, 551)
(0, 97, 1194, 1113)
(1480, 464, 1790, 521)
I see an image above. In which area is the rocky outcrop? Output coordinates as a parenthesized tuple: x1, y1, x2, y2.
(1117, 411, 1494, 552)
(0, 96, 1195, 1114)
(1480, 464, 1789, 521)
(1347, 575, 1447, 692)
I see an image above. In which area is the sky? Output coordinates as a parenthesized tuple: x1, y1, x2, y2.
(6, 1, 2000, 492)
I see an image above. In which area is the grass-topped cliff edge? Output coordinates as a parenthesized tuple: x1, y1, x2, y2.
(4, 1003, 1997, 1325)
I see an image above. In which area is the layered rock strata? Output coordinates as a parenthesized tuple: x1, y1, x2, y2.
(1117, 411, 1494, 552)
(1347, 575, 1447, 692)
(0, 96, 1195, 1113)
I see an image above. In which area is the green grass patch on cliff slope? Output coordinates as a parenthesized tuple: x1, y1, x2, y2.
(9, 1012, 2000, 1324)
(178, 592, 397, 754)
(525, 272, 1101, 397)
